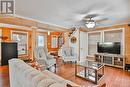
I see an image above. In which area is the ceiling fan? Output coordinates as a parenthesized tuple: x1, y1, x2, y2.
(84, 17, 96, 28)
(73, 13, 109, 29)
(83, 14, 108, 29)
(70, 7, 110, 29)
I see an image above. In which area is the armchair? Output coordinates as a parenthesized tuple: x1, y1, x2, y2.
(34, 47, 56, 70)
(61, 47, 78, 63)
(43, 47, 55, 59)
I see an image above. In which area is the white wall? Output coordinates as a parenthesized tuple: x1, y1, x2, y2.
(69, 29, 80, 61)
(80, 31, 87, 61)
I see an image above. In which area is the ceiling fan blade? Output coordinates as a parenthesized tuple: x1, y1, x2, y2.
(77, 8, 92, 15)
(96, 18, 108, 22)
(74, 20, 86, 27)
(86, 14, 99, 18)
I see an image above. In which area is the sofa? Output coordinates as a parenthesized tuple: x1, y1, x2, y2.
(9, 59, 79, 87)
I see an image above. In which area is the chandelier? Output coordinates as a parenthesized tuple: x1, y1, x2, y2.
(85, 17, 96, 28)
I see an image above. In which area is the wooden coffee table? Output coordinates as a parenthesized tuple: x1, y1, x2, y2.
(75, 60, 104, 84)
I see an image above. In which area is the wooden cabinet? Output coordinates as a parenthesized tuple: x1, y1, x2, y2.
(114, 57, 123, 66)
(95, 53, 125, 69)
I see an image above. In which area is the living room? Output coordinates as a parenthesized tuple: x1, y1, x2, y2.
(0, 0, 130, 87)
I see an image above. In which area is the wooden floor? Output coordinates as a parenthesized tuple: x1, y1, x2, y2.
(0, 66, 10, 87)
(0, 60, 130, 87)
(55, 63, 130, 87)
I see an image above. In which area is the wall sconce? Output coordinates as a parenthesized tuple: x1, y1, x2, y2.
(48, 31, 50, 35)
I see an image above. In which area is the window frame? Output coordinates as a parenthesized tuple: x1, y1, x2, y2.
(11, 30, 29, 56)
(36, 32, 47, 48)
(37, 35, 45, 47)
(87, 28, 125, 56)
(87, 31, 102, 56)
(51, 35, 58, 48)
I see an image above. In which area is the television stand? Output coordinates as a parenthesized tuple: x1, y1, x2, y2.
(94, 53, 125, 69)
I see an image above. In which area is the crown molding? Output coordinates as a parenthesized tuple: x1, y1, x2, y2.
(0, 23, 32, 30)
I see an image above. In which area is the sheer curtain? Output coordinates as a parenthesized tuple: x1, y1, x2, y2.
(88, 32, 102, 55)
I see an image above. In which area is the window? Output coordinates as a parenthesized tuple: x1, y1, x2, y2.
(104, 30, 123, 54)
(104, 30, 122, 42)
(51, 36, 58, 48)
(37, 35, 45, 47)
(12, 31, 28, 55)
(87, 29, 123, 55)
(88, 32, 101, 55)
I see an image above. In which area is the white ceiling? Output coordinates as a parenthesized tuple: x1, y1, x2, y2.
(15, 0, 130, 28)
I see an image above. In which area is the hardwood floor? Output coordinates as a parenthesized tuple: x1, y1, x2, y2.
(0, 66, 9, 87)
(55, 59, 130, 87)
(0, 60, 130, 87)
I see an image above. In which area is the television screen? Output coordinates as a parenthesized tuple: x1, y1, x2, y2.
(97, 42, 121, 54)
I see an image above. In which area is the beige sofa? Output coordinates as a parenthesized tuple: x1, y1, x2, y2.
(9, 59, 79, 87)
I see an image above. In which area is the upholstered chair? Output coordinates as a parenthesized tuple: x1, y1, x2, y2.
(61, 47, 77, 63)
(34, 47, 56, 70)
(43, 47, 55, 59)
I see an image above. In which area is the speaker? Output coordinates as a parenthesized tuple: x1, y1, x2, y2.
(125, 64, 130, 70)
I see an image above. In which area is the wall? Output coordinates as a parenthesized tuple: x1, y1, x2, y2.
(1, 27, 33, 59)
(69, 29, 80, 61)
(87, 24, 130, 64)
(79, 31, 87, 60)
(2, 28, 11, 42)
(1, 24, 129, 63)
(47, 32, 61, 52)
(0, 27, 63, 60)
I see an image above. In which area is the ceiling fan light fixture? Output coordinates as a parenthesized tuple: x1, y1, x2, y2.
(85, 18, 96, 28)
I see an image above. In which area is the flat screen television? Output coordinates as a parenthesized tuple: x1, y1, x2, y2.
(97, 42, 121, 54)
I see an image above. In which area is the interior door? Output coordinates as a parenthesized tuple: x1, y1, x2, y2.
(80, 31, 87, 61)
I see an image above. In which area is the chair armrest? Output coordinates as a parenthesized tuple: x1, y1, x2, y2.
(36, 58, 47, 65)
(72, 53, 77, 58)
(47, 54, 54, 59)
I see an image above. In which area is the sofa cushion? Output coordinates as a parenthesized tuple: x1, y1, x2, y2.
(37, 78, 56, 87)
(31, 73, 50, 87)
(27, 70, 41, 81)
(42, 70, 65, 83)
(49, 83, 67, 87)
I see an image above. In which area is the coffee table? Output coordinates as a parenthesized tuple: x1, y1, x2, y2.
(75, 60, 104, 84)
